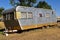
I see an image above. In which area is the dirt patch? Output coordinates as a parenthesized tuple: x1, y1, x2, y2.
(0, 28, 60, 40)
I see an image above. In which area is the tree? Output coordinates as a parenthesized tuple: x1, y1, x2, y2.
(0, 7, 4, 17)
(18, 0, 28, 6)
(36, 1, 52, 9)
(9, 0, 36, 7)
(9, 0, 52, 9)
(10, 0, 18, 7)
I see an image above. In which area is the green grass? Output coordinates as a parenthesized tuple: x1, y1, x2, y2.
(0, 31, 3, 34)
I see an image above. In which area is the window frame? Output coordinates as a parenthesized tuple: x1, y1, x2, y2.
(21, 12, 27, 19)
(27, 12, 33, 19)
(45, 13, 50, 17)
(10, 12, 14, 20)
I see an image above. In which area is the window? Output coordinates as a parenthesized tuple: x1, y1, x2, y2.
(3, 14, 6, 20)
(10, 13, 14, 20)
(7, 14, 10, 20)
(27, 12, 33, 18)
(39, 14, 42, 17)
(45, 13, 50, 17)
(3, 12, 14, 20)
(21, 12, 33, 19)
(3, 14, 8, 20)
(21, 12, 27, 18)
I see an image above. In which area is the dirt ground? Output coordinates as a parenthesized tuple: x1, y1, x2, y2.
(0, 22, 60, 40)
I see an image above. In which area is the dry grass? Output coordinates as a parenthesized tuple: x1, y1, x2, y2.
(0, 22, 60, 40)
(0, 22, 5, 29)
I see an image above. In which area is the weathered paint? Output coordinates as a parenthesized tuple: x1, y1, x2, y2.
(16, 12, 21, 19)
(21, 22, 57, 30)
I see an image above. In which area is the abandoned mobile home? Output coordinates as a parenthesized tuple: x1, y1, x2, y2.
(2, 6, 57, 32)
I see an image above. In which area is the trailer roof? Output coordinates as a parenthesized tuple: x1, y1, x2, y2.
(2, 8, 15, 14)
(2, 6, 53, 14)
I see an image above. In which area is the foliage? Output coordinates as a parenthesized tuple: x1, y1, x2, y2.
(36, 1, 52, 9)
(10, 0, 36, 7)
(10, 0, 18, 6)
(0, 7, 4, 17)
(9, 0, 52, 9)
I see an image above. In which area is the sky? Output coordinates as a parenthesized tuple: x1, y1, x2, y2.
(0, 0, 60, 16)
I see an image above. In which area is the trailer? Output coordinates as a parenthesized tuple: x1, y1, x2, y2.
(2, 6, 57, 32)
(57, 16, 60, 22)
